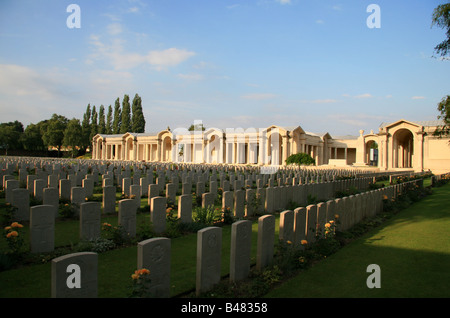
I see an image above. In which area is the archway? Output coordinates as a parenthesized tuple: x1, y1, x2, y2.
(365, 140, 378, 166)
(393, 129, 413, 168)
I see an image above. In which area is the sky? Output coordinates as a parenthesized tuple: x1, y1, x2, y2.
(0, 0, 449, 137)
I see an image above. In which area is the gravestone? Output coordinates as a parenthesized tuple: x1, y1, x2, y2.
(102, 186, 116, 214)
(71, 187, 86, 217)
(166, 183, 177, 204)
(151, 196, 167, 234)
(34, 179, 45, 201)
(82, 178, 94, 198)
(316, 202, 327, 238)
(148, 184, 160, 206)
(265, 187, 274, 214)
(130, 184, 141, 209)
(59, 179, 71, 200)
(293, 207, 307, 247)
(43, 187, 59, 218)
(80, 202, 101, 240)
(30, 205, 55, 253)
(12, 188, 30, 221)
(306, 205, 317, 243)
(222, 191, 234, 213)
(140, 177, 149, 196)
(27, 175, 38, 194)
(230, 220, 252, 283)
(234, 189, 245, 218)
(279, 210, 294, 242)
(102, 177, 113, 187)
(196, 181, 205, 197)
(5, 179, 19, 204)
(256, 214, 275, 271)
(178, 194, 192, 223)
(51, 252, 98, 298)
(48, 174, 58, 189)
(196, 226, 222, 296)
(137, 237, 171, 298)
(245, 188, 256, 217)
(118, 199, 136, 238)
(202, 192, 215, 210)
(122, 177, 131, 197)
(182, 182, 192, 195)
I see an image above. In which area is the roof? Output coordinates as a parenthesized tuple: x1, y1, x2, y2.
(379, 119, 445, 128)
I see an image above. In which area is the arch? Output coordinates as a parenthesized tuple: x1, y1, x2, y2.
(267, 127, 283, 165)
(393, 128, 414, 168)
(365, 140, 378, 166)
(125, 135, 134, 161)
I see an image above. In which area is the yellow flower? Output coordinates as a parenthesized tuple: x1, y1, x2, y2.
(287, 240, 292, 244)
(301, 239, 308, 245)
(4, 226, 12, 231)
(334, 214, 339, 219)
(11, 222, 23, 228)
(325, 223, 331, 228)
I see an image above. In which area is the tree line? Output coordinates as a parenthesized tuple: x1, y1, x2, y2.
(0, 93, 145, 157)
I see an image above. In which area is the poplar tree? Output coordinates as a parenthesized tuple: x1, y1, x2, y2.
(120, 94, 131, 134)
(106, 105, 113, 134)
(90, 105, 98, 142)
(112, 98, 121, 134)
(81, 104, 91, 151)
(131, 93, 146, 133)
(98, 105, 106, 134)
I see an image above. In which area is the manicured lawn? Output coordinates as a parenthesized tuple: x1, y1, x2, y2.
(265, 182, 450, 298)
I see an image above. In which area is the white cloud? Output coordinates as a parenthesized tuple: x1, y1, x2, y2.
(241, 93, 277, 100)
(412, 96, 425, 100)
(310, 99, 337, 104)
(177, 73, 204, 80)
(316, 20, 325, 24)
(87, 34, 196, 70)
(354, 93, 373, 99)
(0, 64, 59, 100)
(276, 0, 291, 4)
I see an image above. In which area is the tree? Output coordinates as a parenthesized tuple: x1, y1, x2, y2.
(131, 93, 146, 133)
(81, 104, 92, 151)
(106, 105, 113, 134)
(432, 3, 450, 58)
(22, 123, 45, 151)
(120, 94, 131, 134)
(98, 105, 106, 134)
(112, 98, 121, 134)
(432, 3, 450, 136)
(42, 114, 68, 156)
(90, 105, 98, 142)
(285, 153, 315, 166)
(188, 123, 206, 131)
(63, 118, 83, 157)
(0, 121, 24, 155)
(434, 95, 450, 137)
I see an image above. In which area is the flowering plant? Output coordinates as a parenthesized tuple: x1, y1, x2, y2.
(130, 268, 152, 297)
(4, 222, 25, 256)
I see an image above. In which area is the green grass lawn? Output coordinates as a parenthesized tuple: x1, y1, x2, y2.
(265, 182, 450, 298)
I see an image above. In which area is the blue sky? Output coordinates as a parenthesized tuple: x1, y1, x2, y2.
(0, 0, 448, 136)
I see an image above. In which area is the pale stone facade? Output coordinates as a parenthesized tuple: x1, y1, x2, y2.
(92, 119, 450, 174)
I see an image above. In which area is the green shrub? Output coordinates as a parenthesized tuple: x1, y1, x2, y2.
(285, 153, 315, 166)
